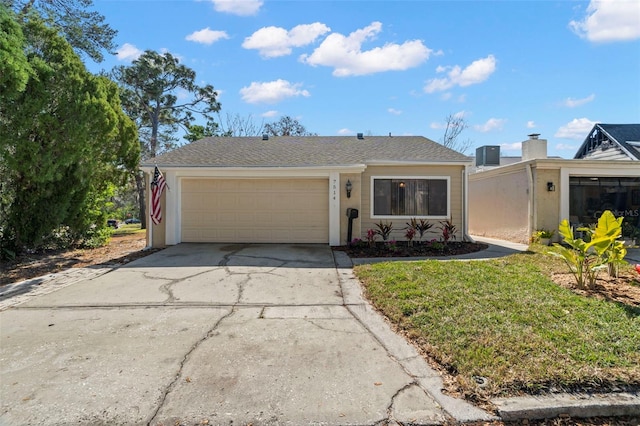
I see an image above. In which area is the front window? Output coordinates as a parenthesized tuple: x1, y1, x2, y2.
(372, 177, 449, 218)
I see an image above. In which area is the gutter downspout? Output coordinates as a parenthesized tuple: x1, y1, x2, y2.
(462, 166, 474, 242)
(526, 163, 535, 241)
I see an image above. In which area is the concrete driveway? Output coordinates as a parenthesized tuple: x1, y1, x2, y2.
(1, 244, 492, 425)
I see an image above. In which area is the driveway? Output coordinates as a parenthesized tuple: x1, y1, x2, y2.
(0, 244, 492, 425)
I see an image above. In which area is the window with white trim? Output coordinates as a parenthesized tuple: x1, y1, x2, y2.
(372, 177, 449, 218)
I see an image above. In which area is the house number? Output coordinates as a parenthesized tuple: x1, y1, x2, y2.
(332, 179, 337, 200)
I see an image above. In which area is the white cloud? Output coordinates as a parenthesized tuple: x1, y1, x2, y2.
(186, 27, 230, 45)
(210, 0, 263, 16)
(240, 79, 310, 104)
(261, 110, 278, 118)
(338, 128, 354, 135)
(562, 93, 595, 108)
(556, 143, 578, 151)
(243, 23, 331, 58)
(501, 142, 522, 152)
(555, 118, 597, 139)
(300, 22, 432, 77)
(116, 43, 143, 61)
(569, 0, 640, 42)
(388, 108, 402, 115)
(424, 54, 497, 93)
(474, 118, 506, 133)
(527, 121, 536, 129)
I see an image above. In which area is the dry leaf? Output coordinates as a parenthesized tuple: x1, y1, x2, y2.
(185, 377, 191, 383)
(374, 382, 382, 386)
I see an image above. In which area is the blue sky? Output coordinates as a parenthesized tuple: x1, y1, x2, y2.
(89, 0, 640, 158)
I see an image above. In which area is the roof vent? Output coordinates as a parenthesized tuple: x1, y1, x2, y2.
(357, 133, 364, 139)
(262, 134, 269, 141)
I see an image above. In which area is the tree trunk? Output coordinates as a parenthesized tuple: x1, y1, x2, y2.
(135, 169, 146, 229)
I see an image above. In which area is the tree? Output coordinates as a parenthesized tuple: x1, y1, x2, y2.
(218, 112, 264, 137)
(0, 5, 31, 99)
(439, 113, 472, 154)
(7, 0, 117, 62)
(0, 14, 139, 256)
(183, 122, 225, 143)
(183, 113, 265, 142)
(112, 50, 221, 228)
(264, 115, 316, 136)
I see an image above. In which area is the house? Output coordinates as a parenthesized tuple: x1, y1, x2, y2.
(574, 123, 640, 161)
(141, 135, 472, 247)
(468, 126, 640, 244)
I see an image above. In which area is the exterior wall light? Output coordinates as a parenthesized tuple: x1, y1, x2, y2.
(346, 179, 353, 198)
(547, 182, 556, 192)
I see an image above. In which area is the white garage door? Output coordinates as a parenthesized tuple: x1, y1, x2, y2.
(181, 179, 329, 243)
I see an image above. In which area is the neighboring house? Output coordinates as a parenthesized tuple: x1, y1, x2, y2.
(574, 123, 640, 161)
(141, 135, 472, 247)
(469, 126, 640, 244)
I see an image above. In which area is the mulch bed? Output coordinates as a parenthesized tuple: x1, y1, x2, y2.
(333, 240, 489, 258)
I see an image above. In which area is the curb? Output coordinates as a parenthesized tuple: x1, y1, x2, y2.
(492, 392, 640, 420)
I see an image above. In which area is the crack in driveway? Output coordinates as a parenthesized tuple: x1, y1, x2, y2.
(145, 306, 236, 426)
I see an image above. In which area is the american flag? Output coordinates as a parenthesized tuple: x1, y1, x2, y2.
(150, 166, 167, 225)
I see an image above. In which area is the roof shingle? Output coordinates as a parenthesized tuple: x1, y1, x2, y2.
(142, 136, 471, 167)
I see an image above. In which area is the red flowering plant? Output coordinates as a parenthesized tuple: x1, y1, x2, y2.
(366, 229, 377, 248)
(405, 227, 416, 247)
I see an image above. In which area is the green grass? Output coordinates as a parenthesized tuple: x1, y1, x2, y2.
(354, 248, 640, 397)
(112, 223, 145, 236)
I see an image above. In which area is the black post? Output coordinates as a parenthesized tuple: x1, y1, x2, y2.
(346, 208, 359, 243)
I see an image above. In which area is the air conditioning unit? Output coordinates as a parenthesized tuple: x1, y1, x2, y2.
(475, 146, 500, 167)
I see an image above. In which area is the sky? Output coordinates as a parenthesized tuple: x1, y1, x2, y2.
(88, 0, 640, 158)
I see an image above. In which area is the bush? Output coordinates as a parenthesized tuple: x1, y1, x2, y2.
(550, 210, 626, 288)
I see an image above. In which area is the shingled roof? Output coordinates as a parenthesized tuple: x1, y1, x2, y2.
(142, 135, 472, 167)
(574, 124, 640, 160)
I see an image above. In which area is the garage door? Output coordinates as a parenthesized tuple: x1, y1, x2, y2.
(181, 179, 329, 243)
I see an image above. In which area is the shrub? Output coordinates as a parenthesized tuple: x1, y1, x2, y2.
(437, 220, 457, 244)
(407, 218, 433, 241)
(531, 229, 554, 244)
(366, 229, 377, 247)
(385, 239, 399, 253)
(349, 238, 364, 248)
(405, 227, 416, 247)
(550, 210, 626, 289)
(374, 221, 393, 241)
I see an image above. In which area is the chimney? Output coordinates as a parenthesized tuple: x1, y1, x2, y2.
(522, 134, 547, 161)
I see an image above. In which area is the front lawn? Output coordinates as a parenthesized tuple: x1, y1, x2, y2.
(354, 246, 640, 398)
(112, 223, 145, 236)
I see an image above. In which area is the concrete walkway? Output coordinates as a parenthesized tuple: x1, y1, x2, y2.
(1, 244, 494, 425)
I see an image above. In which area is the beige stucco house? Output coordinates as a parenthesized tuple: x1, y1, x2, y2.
(141, 135, 472, 247)
(469, 125, 640, 244)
